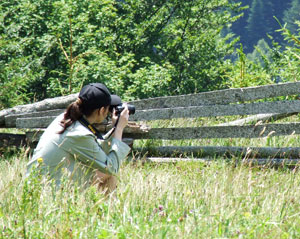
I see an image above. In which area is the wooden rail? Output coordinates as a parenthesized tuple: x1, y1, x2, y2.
(130, 81, 300, 109)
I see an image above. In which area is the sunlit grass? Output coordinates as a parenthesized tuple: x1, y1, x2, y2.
(0, 128, 26, 134)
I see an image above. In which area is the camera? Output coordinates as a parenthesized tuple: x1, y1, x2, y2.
(110, 104, 135, 115)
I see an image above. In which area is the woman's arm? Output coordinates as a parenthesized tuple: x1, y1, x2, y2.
(62, 133, 130, 175)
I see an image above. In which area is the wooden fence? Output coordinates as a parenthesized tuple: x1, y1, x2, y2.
(2, 81, 300, 164)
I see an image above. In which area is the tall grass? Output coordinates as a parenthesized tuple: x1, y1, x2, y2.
(1, 148, 300, 238)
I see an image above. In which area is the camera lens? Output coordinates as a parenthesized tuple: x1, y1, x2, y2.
(128, 105, 135, 115)
(116, 104, 135, 115)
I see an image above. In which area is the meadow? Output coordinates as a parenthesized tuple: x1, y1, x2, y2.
(1, 115, 300, 238)
(1, 152, 300, 238)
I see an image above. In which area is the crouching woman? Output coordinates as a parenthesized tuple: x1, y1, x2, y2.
(26, 83, 131, 194)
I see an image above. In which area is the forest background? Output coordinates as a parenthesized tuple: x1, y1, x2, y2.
(1, 0, 300, 109)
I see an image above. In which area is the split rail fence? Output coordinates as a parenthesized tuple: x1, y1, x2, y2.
(2, 81, 300, 165)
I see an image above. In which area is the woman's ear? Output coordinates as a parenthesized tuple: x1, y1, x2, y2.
(99, 107, 104, 116)
(99, 106, 108, 116)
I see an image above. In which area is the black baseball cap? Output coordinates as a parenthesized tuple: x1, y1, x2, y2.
(79, 83, 121, 110)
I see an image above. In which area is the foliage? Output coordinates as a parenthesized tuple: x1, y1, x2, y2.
(220, 44, 273, 89)
(270, 20, 300, 83)
(247, 39, 272, 67)
(0, 0, 242, 109)
(1, 0, 300, 110)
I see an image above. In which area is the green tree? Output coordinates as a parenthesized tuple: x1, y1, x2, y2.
(276, 20, 300, 83)
(222, 44, 273, 89)
(0, 0, 241, 109)
(283, 0, 300, 35)
(231, 0, 292, 52)
(246, 0, 275, 51)
(229, 0, 251, 48)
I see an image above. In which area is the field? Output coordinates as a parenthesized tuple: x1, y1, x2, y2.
(0, 148, 300, 238)
(1, 116, 300, 238)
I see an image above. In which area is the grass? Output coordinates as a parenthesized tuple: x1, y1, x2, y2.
(1, 148, 300, 238)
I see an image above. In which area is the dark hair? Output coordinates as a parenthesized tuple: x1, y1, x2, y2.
(58, 98, 95, 134)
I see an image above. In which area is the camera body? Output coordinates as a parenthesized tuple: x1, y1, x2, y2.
(110, 104, 135, 115)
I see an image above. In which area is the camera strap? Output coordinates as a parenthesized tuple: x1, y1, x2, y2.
(78, 117, 104, 140)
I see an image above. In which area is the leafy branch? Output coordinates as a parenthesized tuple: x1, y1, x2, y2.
(56, 16, 95, 94)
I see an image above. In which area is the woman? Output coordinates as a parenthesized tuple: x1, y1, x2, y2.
(26, 83, 131, 193)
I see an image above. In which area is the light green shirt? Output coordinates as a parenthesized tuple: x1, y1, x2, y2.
(26, 113, 131, 187)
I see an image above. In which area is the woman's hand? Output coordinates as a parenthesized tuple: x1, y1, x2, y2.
(112, 104, 129, 140)
(117, 104, 129, 129)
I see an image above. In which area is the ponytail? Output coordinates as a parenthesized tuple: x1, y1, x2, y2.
(58, 98, 94, 134)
